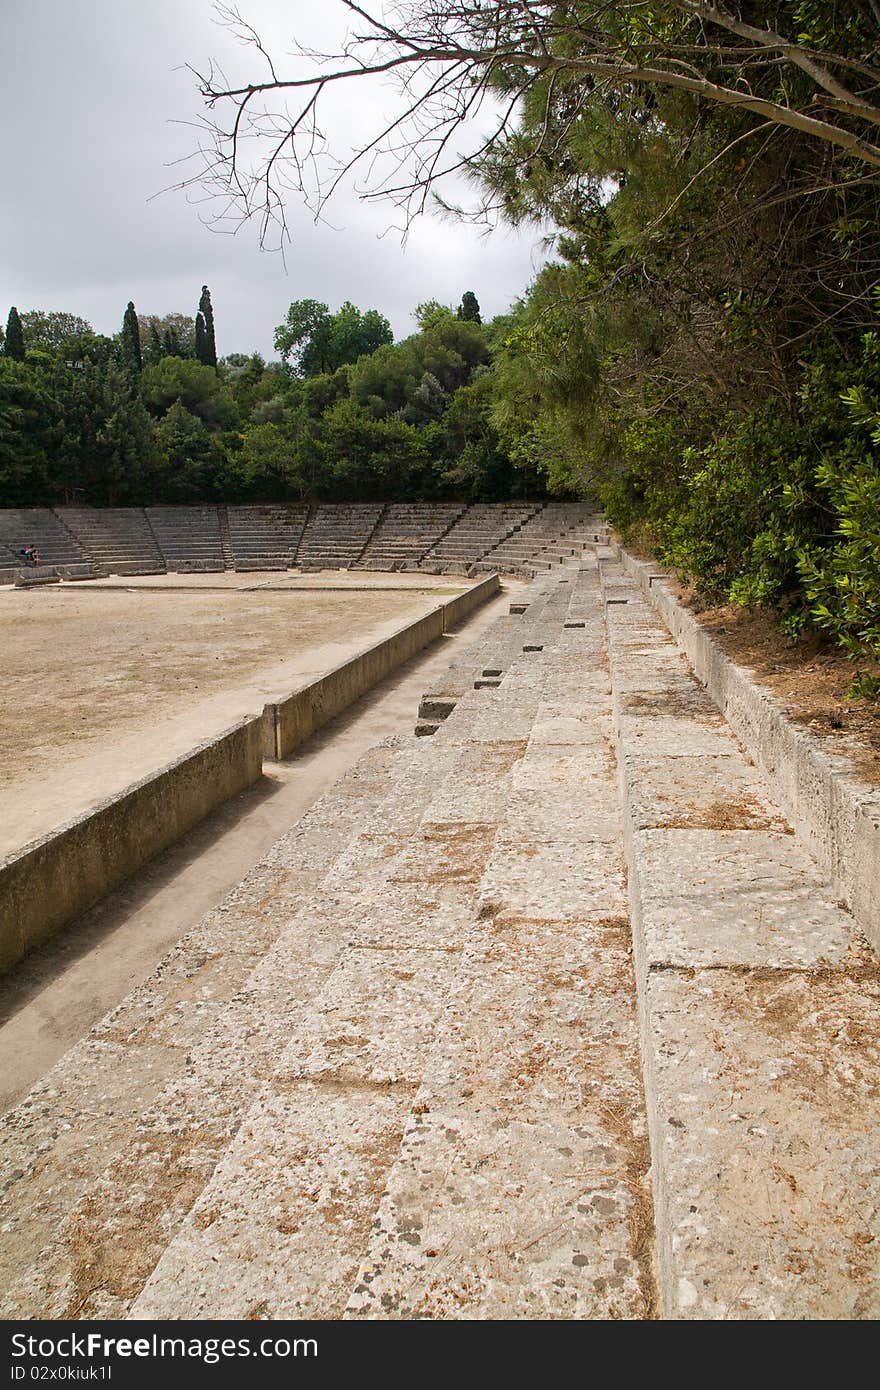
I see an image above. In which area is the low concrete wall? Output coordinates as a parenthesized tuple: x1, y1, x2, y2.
(266, 607, 445, 760)
(441, 573, 500, 630)
(265, 576, 501, 760)
(14, 567, 59, 588)
(0, 716, 264, 973)
(617, 546, 880, 954)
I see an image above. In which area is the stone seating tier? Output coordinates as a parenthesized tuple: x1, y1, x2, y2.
(57, 508, 166, 575)
(419, 503, 544, 568)
(294, 505, 385, 569)
(355, 503, 467, 569)
(145, 508, 225, 570)
(227, 505, 309, 571)
(0, 509, 88, 568)
(1, 504, 606, 578)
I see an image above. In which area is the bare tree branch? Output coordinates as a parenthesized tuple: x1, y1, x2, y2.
(180, 1, 880, 247)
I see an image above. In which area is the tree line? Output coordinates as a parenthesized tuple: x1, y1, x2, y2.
(0, 285, 547, 510)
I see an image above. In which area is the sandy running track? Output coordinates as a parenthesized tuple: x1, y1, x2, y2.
(0, 576, 464, 854)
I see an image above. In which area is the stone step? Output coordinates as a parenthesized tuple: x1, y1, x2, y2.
(128, 723, 529, 1316)
(14, 568, 60, 587)
(598, 558, 880, 1319)
(56, 564, 107, 581)
(415, 578, 566, 730)
(343, 585, 655, 1318)
(105, 562, 167, 576)
(0, 738, 429, 1319)
(128, 603, 636, 1319)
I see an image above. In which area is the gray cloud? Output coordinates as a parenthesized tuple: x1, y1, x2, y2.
(1, 1, 547, 358)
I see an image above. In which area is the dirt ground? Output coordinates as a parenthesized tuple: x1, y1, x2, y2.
(0, 574, 464, 855)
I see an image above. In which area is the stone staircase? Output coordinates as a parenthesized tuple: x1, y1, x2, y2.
(145, 507, 225, 572)
(414, 571, 573, 734)
(527, 516, 613, 574)
(58, 508, 166, 576)
(472, 503, 601, 575)
(355, 503, 466, 571)
(217, 506, 235, 570)
(0, 508, 99, 575)
(1, 548, 878, 1319)
(227, 505, 309, 571)
(418, 503, 544, 573)
(294, 504, 385, 571)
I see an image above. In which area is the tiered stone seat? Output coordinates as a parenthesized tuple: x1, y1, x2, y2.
(0, 504, 613, 580)
(57, 508, 166, 575)
(527, 512, 611, 573)
(1, 552, 879, 1319)
(355, 503, 466, 570)
(0, 543, 19, 585)
(0, 508, 92, 570)
(294, 504, 384, 570)
(145, 506, 225, 571)
(415, 572, 567, 734)
(473, 502, 601, 574)
(0, 740, 425, 1319)
(227, 505, 309, 571)
(132, 575, 655, 1321)
(596, 554, 879, 1318)
(418, 502, 543, 573)
(0, 567, 654, 1320)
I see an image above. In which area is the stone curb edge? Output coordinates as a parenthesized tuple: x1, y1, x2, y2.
(608, 540, 880, 954)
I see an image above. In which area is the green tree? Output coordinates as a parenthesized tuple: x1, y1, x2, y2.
(154, 401, 217, 498)
(145, 319, 164, 364)
(141, 356, 235, 427)
(0, 358, 50, 502)
(197, 1, 880, 248)
(320, 398, 429, 499)
(457, 291, 481, 324)
(95, 360, 156, 503)
(274, 299, 329, 370)
(138, 313, 196, 361)
(121, 301, 143, 375)
(4, 307, 25, 362)
(196, 284, 217, 367)
(274, 299, 392, 376)
(235, 422, 304, 500)
(20, 310, 93, 350)
(413, 300, 455, 331)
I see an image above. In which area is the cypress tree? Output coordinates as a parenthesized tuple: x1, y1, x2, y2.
(4, 306, 25, 361)
(147, 321, 163, 364)
(196, 285, 217, 367)
(456, 290, 482, 324)
(121, 300, 142, 374)
(195, 312, 206, 366)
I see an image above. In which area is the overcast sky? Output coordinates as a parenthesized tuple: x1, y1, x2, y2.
(1, 1, 549, 359)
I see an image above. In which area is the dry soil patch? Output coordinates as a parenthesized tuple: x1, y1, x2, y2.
(0, 576, 462, 853)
